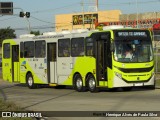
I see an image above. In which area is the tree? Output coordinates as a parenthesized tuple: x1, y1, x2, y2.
(0, 27, 16, 46)
(30, 30, 40, 36)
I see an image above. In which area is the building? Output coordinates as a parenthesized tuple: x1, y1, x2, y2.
(55, 10, 121, 32)
(95, 12, 160, 29)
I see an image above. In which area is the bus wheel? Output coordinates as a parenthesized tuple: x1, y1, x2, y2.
(122, 87, 132, 91)
(87, 74, 98, 92)
(26, 73, 37, 89)
(74, 74, 85, 92)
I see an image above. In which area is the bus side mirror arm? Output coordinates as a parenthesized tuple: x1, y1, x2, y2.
(110, 41, 115, 52)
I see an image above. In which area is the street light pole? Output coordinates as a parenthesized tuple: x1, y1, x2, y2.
(136, 0, 139, 28)
(25, 17, 31, 33)
(81, 0, 85, 29)
(14, 7, 31, 33)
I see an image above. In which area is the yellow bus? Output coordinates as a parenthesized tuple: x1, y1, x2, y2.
(2, 26, 155, 92)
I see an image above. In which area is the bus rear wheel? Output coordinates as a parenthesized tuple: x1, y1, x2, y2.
(87, 74, 98, 92)
(122, 87, 132, 91)
(26, 73, 37, 89)
(74, 74, 85, 92)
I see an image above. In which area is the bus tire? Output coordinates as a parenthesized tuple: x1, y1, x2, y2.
(147, 85, 155, 90)
(74, 74, 85, 92)
(26, 73, 37, 89)
(122, 87, 132, 91)
(87, 74, 98, 92)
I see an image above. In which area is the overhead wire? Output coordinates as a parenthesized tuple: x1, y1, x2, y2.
(0, 15, 18, 22)
(30, 2, 80, 14)
(84, 0, 160, 6)
(0, 2, 81, 31)
(30, 16, 53, 24)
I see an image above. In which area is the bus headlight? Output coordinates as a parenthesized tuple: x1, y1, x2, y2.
(115, 72, 122, 79)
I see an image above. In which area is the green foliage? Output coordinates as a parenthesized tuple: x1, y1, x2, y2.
(0, 99, 32, 120)
(30, 30, 40, 36)
(0, 27, 16, 46)
(0, 99, 21, 111)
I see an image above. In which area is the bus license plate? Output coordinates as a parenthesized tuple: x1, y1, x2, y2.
(134, 83, 143, 86)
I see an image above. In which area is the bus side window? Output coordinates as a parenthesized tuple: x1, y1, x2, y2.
(58, 38, 70, 57)
(87, 48, 93, 56)
(20, 42, 24, 58)
(24, 51, 27, 57)
(85, 37, 94, 56)
(24, 41, 34, 58)
(71, 37, 84, 57)
(35, 40, 46, 58)
(3, 43, 10, 58)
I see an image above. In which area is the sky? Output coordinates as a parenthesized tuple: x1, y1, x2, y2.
(0, 0, 160, 36)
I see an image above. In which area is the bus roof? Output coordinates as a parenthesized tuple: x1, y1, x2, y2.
(103, 25, 133, 30)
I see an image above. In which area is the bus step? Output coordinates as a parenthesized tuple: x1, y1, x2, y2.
(49, 83, 58, 86)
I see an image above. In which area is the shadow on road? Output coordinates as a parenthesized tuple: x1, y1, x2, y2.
(22, 90, 76, 109)
(13, 83, 157, 92)
(99, 87, 156, 93)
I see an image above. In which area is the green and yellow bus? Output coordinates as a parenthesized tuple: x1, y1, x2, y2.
(2, 26, 155, 92)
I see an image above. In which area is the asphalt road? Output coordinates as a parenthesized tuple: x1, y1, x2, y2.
(0, 78, 160, 120)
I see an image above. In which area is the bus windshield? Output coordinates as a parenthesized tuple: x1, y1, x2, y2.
(114, 39, 153, 63)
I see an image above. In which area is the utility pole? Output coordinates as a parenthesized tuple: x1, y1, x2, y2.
(88, 0, 98, 29)
(19, 10, 31, 33)
(12, 7, 31, 33)
(81, 0, 85, 29)
(0, 2, 31, 34)
(136, 0, 139, 28)
(96, 0, 98, 11)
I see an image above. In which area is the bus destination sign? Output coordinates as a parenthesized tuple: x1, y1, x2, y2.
(116, 31, 148, 37)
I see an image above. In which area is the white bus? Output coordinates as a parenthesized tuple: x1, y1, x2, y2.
(2, 26, 155, 92)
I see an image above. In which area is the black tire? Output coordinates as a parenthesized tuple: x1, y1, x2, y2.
(26, 73, 37, 89)
(87, 74, 98, 92)
(146, 85, 156, 90)
(122, 87, 132, 91)
(74, 74, 85, 92)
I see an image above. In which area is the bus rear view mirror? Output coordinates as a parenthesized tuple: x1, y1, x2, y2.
(110, 42, 115, 52)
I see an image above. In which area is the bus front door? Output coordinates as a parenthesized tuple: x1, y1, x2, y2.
(12, 45, 20, 82)
(95, 33, 110, 86)
(47, 43, 57, 84)
(96, 40, 107, 83)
